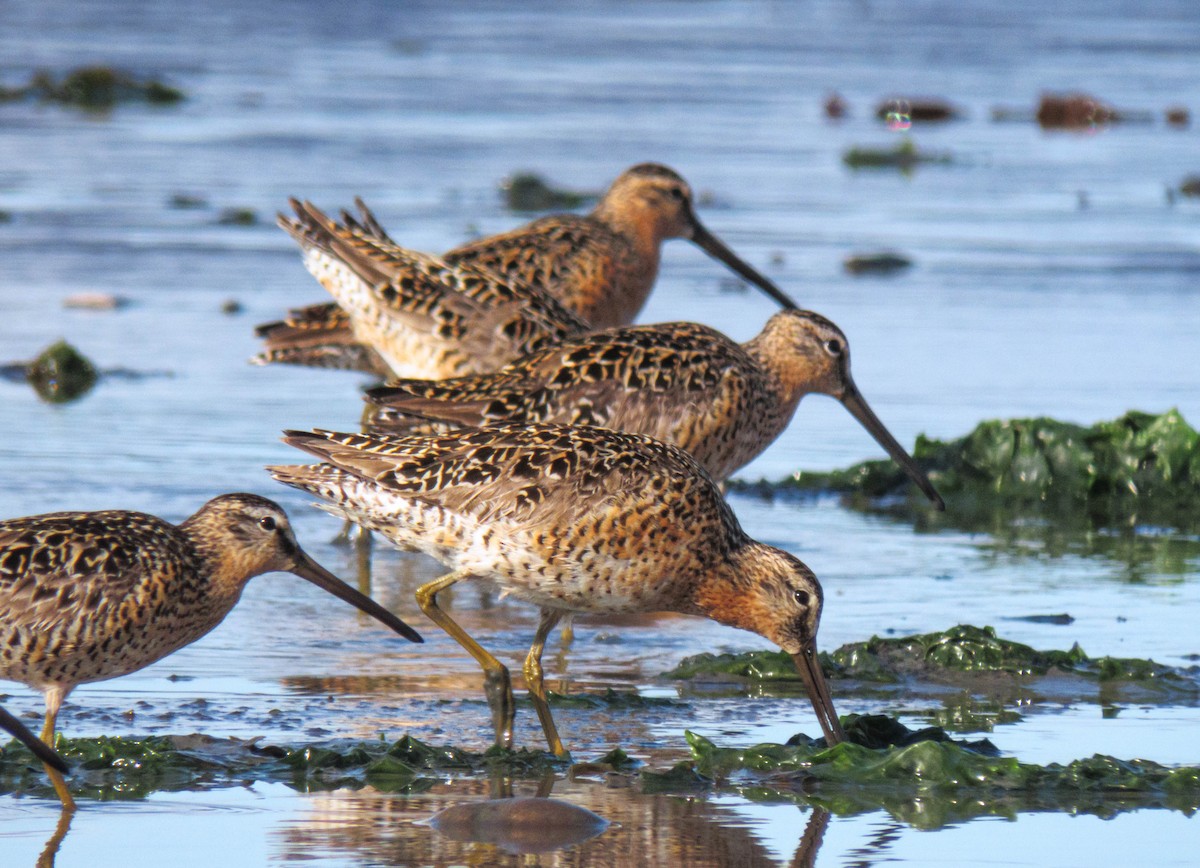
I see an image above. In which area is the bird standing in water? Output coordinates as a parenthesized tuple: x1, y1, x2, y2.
(270, 424, 845, 756)
(0, 493, 423, 809)
(255, 163, 797, 374)
(365, 308, 944, 507)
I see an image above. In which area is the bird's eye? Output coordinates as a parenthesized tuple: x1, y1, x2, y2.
(793, 589, 810, 606)
(669, 186, 685, 200)
(824, 339, 843, 356)
(258, 516, 278, 532)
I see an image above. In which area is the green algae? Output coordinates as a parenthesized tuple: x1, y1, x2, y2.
(3, 727, 1198, 826)
(1, 67, 183, 110)
(666, 624, 1200, 702)
(0, 733, 569, 801)
(23, 340, 99, 403)
(502, 172, 594, 212)
(733, 410, 1200, 534)
(549, 687, 685, 709)
(842, 138, 952, 171)
(636, 730, 1200, 827)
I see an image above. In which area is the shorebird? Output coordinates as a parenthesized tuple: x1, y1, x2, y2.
(0, 493, 422, 809)
(256, 199, 588, 379)
(363, 310, 944, 506)
(254, 163, 798, 374)
(0, 704, 68, 775)
(269, 424, 846, 756)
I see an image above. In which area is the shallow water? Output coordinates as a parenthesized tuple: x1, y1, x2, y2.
(2, 0, 1199, 864)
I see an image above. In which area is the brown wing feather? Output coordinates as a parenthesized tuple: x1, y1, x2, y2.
(277, 424, 730, 531)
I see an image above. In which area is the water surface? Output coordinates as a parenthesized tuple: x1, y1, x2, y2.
(2, 1, 1198, 864)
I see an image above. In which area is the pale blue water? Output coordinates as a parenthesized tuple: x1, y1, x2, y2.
(2, 1, 1199, 864)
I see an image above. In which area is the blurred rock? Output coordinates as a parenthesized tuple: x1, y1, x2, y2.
(1036, 92, 1118, 129)
(844, 252, 912, 275)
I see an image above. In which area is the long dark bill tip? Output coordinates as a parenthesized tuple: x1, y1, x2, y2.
(839, 384, 945, 511)
(689, 219, 800, 311)
(291, 550, 424, 643)
(0, 706, 70, 774)
(791, 644, 846, 747)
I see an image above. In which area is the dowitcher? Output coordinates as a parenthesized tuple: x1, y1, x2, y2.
(255, 200, 588, 379)
(363, 309, 944, 506)
(0, 493, 422, 809)
(269, 424, 846, 755)
(254, 163, 798, 373)
(444, 162, 798, 328)
(0, 704, 68, 775)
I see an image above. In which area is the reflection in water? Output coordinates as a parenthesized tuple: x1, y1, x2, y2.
(277, 777, 832, 867)
(426, 796, 611, 854)
(842, 817, 902, 868)
(35, 808, 73, 868)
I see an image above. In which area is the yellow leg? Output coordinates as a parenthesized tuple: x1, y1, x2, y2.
(523, 609, 568, 757)
(416, 570, 515, 749)
(40, 690, 76, 813)
(558, 613, 575, 646)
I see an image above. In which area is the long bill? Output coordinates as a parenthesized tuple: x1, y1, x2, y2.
(791, 642, 846, 746)
(689, 217, 800, 311)
(0, 705, 69, 774)
(290, 550, 424, 643)
(839, 381, 946, 511)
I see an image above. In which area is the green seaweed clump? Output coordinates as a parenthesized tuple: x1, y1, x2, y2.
(638, 729, 1200, 826)
(666, 624, 1199, 700)
(502, 172, 593, 212)
(733, 409, 1200, 531)
(1, 733, 577, 802)
(2, 67, 183, 110)
(24, 340, 99, 403)
(842, 138, 951, 171)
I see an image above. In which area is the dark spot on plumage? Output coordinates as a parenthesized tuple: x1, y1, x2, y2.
(565, 346, 594, 365)
(511, 455, 539, 480)
(461, 465, 497, 485)
(547, 456, 574, 479)
(584, 363, 606, 382)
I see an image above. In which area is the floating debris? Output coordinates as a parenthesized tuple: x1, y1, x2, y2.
(62, 292, 129, 310)
(501, 172, 595, 212)
(1178, 176, 1200, 198)
(1165, 106, 1190, 128)
(220, 299, 243, 315)
(216, 207, 258, 226)
(823, 92, 847, 119)
(0, 66, 183, 110)
(1004, 614, 1075, 626)
(427, 798, 610, 854)
(875, 98, 961, 123)
(168, 192, 208, 210)
(843, 252, 912, 275)
(842, 139, 951, 171)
